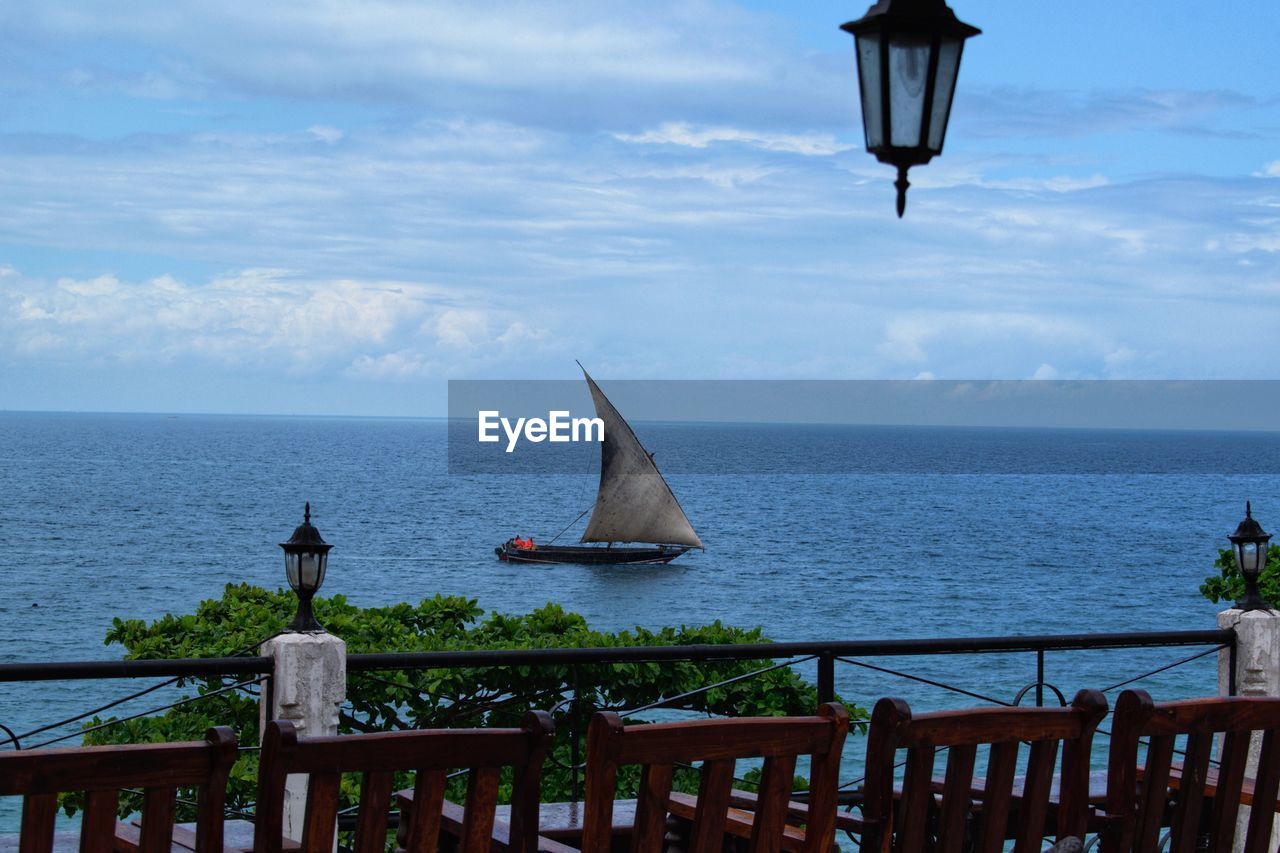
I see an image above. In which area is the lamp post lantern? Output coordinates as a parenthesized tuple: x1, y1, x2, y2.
(279, 502, 333, 632)
(841, 0, 980, 217)
(1229, 501, 1272, 612)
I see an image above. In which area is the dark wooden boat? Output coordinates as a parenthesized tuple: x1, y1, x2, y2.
(497, 365, 704, 566)
(495, 542, 689, 565)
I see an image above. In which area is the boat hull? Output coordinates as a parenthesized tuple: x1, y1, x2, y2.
(495, 543, 690, 565)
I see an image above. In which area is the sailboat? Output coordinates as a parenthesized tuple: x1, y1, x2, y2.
(495, 365, 704, 565)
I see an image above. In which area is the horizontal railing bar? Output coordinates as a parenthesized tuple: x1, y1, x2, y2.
(347, 629, 1232, 671)
(0, 657, 273, 682)
(0, 629, 1232, 682)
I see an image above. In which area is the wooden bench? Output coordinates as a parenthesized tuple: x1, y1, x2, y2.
(255, 710, 557, 853)
(580, 703, 850, 853)
(1100, 690, 1280, 853)
(0, 726, 237, 853)
(859, 689, 1108, 853)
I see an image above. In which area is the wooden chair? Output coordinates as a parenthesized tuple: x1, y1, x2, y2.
(579, 702, 850, 853)
(859, 689, 1108, 853)
(1099, 689, 1280, 853)
(254, 710, 556, 853)
(0, 726, 237, 853)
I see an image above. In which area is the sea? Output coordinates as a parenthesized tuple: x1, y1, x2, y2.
(2, 411, 1278, 828)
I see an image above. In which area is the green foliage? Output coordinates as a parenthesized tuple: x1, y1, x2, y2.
(70, 583, 865, 820)
(1199, 545, 1280, 605)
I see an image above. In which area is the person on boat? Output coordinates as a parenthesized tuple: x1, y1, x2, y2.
(527, 537, 536, 550)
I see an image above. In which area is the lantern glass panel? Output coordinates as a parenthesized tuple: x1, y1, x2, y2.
(284, 552, 301, 590)
(856, 33, 884, 148)
(297, 553, 324, 590)
(888, 35, 931, 147)
(1238, 542, 1266, 575)
(926, 37, 962, 152)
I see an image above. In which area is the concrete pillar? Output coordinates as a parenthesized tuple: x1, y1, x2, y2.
(1217, 607, 1280, 848)
(261, 631, 347, 843)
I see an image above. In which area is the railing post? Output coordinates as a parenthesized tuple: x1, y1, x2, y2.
(570, 665, 581, 804)
(1035, 650, 1045, 708)
(1218, 607, 1280, 849)
(260, 631, 346, 844)
(817, 652, 835, 705)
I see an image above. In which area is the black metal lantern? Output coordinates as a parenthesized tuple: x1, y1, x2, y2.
(841, 0, 980, 217)
(1229, 501, 1272, 612)
(279, 502, 333, 632)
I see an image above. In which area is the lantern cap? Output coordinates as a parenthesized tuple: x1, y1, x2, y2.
(841, 0, 981, 39)
(279, 502, 333, 553)
(1229, 501, 1271, 545)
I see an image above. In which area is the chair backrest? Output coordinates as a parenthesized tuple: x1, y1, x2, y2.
(580, 702, 849, 853)
(860, 690, 1108, 853)
(1102, 689, 1280, 853)
(0, 726, 237, 853)
(254, 710, 554, 853)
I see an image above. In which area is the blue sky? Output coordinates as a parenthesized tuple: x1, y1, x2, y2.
(1, 0, 1279, 416)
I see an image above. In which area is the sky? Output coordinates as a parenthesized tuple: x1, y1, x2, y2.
(1, 0, 1279, 416)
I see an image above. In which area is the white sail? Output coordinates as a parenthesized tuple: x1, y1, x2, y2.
(579, 369, 703, 548)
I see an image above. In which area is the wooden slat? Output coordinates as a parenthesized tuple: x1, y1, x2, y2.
(1244, 729, 1280, 853)
(688, 759, 735, 853)
(937, 744, 976, 853)
(402, 769, 446, 853)
(1206, 731, 1249, 853)
(746, 755, 796, 853)
(79, 789, 119, 853)
(354, 771, 393, 853)
(19, 793, 58, 853)
(1136, 735, 1175, 853)
(632, 763, 675, 853)
(460, 766, 501, 853)
(300, 772, 341, 853)
(1013, 739, 1058, 853)
(138, 787, 175, 853)
(974, 742, 1018, 853)
(1169, 732, 1212, 853)
(898, 745, 936, 853)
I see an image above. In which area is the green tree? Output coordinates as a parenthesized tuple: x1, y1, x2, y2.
(1200, 544, 1280, 606)
(72, 583, 864, 819)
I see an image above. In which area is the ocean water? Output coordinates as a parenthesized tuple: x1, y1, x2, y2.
(1, 412, 1278, 826)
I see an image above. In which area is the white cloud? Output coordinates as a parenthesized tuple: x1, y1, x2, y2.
(0, 268, 527, 377)
(615, 122, 847, 156)
(1031, 363, 1059, 380)
(307, 125, 344, 144)
(433, 309, 488, 349)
